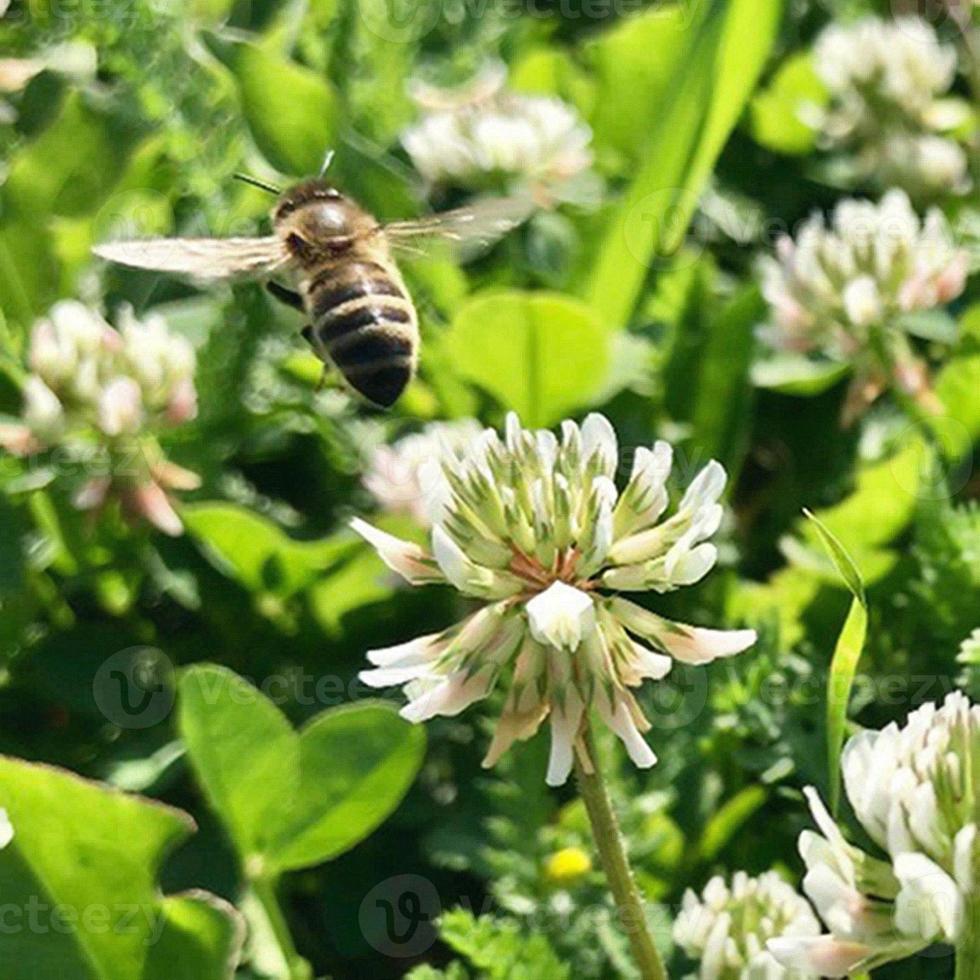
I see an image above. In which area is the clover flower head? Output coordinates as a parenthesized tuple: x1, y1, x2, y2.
(815, 17, 957, 127)
(759, 190, 967, 421)
(363, 418, 484, 527)
(353, 412, 755, 786)
(0, 301, 200, 535)
(769, 693, 980, 975)
(810, 17, 968, 195)
(402, 65, 593, 201)
(674, 871, 821, 979)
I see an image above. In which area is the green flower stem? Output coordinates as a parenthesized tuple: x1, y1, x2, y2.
(955, 892, 980, 980)
(574, 728, 668, 980)
(249, 872, 313, 980)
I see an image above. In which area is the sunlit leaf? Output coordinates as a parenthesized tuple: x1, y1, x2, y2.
(0, 756, 243, 979)
(179, 665, 426, 873)
(445, 290, 613, 427)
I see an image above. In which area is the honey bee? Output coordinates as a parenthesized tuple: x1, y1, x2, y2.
(94, 178, 531, 407)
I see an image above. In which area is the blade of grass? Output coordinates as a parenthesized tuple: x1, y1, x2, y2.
(804, 509, 868, 816)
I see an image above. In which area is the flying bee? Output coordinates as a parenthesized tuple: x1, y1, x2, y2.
(94, 178, 532, 408)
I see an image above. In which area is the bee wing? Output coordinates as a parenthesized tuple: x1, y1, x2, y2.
(383, 194, 535, 260)
(93, 236, 291, 280)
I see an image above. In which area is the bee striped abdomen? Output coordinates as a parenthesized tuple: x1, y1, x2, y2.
(305, 260, 418, 408)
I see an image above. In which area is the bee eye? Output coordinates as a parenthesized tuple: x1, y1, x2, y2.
(286, 233, 310, 255)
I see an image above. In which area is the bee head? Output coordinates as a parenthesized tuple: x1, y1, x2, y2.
(273, 180, 376, 261)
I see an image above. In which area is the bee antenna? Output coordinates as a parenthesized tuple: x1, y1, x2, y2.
(233, 173, 282, 195)
(319, 149, 336, 177)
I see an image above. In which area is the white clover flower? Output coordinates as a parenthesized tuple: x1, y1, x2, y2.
(674, 871, 821, 979)
(816, 18, 957, 129)
(758, 189, 967, 421)
(769, 693, 980, 975)
(353, 412, 755, 786)
(809, 17, 969, 196)
(0, 303, 200, 535)
(363, 419, 483, 526)
(402, 66, 593, 201)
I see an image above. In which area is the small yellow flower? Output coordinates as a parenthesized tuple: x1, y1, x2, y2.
(544, 846, 592, 885)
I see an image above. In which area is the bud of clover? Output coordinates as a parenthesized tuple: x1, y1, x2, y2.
(353, 413, 756, 786)
(674, 871, 821, 979)
(758, 190, 968, 424)
(363, 419, 483, 527)
(769, 693, 980, 975)
(0, 301, 200, 535)
(401, 62, 595, 206)
(811, 17, 969, 196)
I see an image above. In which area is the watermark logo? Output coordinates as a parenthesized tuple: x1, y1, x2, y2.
(93, 647, 175, 729)
(359, 874, 440, 958)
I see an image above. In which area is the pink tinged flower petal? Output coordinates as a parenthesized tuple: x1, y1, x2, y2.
(766, 936, 872, 977)
(127, 481, 183, 536)
(165, 377, 198, 424)
(525, 581, 595, 651)
(0, 423, 40, 456)
(72, 477, 111, 512)
(350, 517, 441, 585)
(151, 460, 201, 491)
(482, 639, 549, 768)
(610, 598, 756, 665)
(97, 377, 144, 436)
(546, 686, 585, 787)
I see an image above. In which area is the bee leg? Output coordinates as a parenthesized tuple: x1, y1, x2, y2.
(266, 281, 305, 311)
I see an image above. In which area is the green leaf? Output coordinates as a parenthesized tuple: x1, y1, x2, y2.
(178, 665, 425, 874)
(445, 290, 613, 427)
(205, 36, 338, 176)
(0, 756, 243, 979)
(932, 304, 980, 459)
(2, 91, 140, 219)
(269, 702, 428, 871)
(750, 52, 826, 155)
(183, 503, 357, 598)
(698, 785, 767, 861)
(582, 4, 692, 165)
(800, 439, 926, 553)
(804, 512, 868, 816)
(751, 355, 851, 395)
(178, 664, 300, 861)
(584, 0, 782, 327)
(437, 909, 569, 980)
(687, 284, 762, 471)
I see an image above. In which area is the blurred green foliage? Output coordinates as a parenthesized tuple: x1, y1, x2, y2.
(0, 0, 977, 977)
